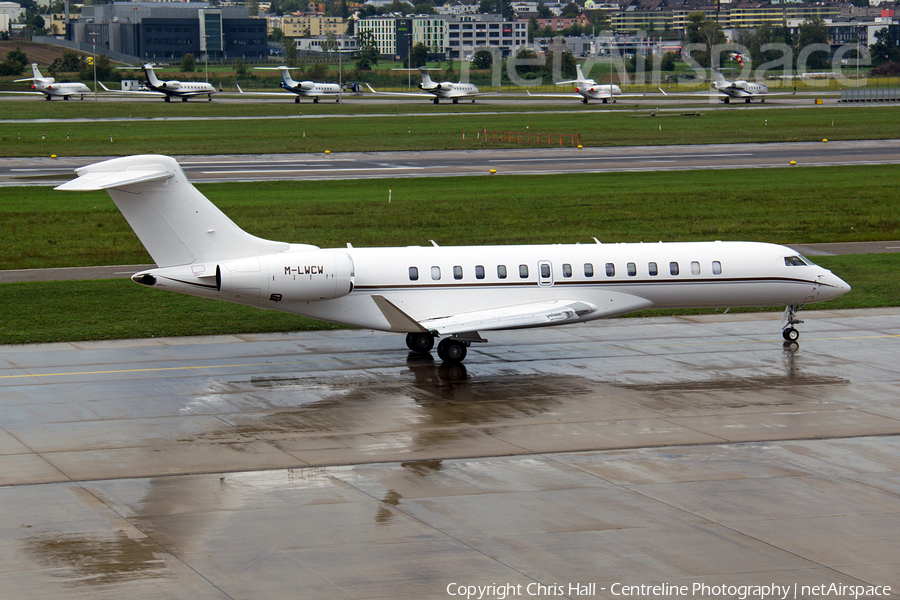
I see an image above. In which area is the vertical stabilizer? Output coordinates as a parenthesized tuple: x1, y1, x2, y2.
(32, 63, 44, 79)
(576, 64, 586, 82)
(278, 66, 297, 88)
(143, 64, 163, 87)
(55, 155, 288, 267)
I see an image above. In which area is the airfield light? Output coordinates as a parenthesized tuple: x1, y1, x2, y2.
(89, 31, 99, 102)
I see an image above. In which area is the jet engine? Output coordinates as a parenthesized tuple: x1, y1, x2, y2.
(216, 251, 354, 303)
(299, 81, 316, 91)
(436, 82, 454, 90)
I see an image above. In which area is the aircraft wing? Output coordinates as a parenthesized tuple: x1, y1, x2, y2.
(98, 82, 166, 97)
(0, 91, 43, 95)
(526, 89, 583, 99)
(234, 84, 337, 98)
(372, 292, 653, 335)
(364, 83, 431, 98)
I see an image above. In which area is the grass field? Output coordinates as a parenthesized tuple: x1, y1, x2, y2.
(2, 105, 898, 158)
(0, 253, 893, 345)
(3, 165, 899, 271)
(1, 164, 898, 344)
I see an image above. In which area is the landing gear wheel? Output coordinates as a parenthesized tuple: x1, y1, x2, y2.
(453, 98, 458, 104)
(406, 332, 435, 354)
(433, 98, 439, 104)
(437, 338, 467, 363)
(165, 96, 171, 102)
(181, 97, 188, 102)
(783, 327, 799, 342)
(295, 97, 300, 103)
(313, 97, 319, 104)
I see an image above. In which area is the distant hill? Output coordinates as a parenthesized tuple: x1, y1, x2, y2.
(1, 40, 90, 67)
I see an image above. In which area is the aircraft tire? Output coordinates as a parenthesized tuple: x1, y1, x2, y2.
(182, 97, 188, 102)
(165, 96, 171, 102)
(314, 98, 319, 104)
(294, 97, 300, 103)
(406, 332, 435, 354)
(453, 98, 458, 104)
(433, 98, 439, 104)
(437, 339, 467, 363)
(782, 327, 799, 342)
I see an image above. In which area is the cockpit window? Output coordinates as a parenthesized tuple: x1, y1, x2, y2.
(784, 256, 810, 267)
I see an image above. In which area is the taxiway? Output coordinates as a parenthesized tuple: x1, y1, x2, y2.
(1, 309, 899, 598)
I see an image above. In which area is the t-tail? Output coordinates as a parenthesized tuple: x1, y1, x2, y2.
(712, 68, 729, 89)
(142, 64, 163, 88)
(419, 68, 436, 89)
(55, 155, 288, 268)
(278, 66, 298, 89)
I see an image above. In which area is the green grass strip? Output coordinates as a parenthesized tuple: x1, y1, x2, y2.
(2, 105, 898, 157)
(0, 254, 893, 345)
(2, 166, 898, 270)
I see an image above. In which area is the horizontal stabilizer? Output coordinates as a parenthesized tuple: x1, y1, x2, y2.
(55, 168, 172, 191)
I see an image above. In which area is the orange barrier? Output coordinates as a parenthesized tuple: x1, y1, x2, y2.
(480, 129, 581, 147)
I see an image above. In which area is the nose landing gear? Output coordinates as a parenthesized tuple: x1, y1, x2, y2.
(782, 304, 804, 341)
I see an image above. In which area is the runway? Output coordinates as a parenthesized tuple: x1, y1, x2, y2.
(1, 309, 899, 598)
(2, 139, 899, 185)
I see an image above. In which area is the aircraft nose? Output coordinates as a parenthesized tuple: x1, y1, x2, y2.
(818, 270, 851, 299)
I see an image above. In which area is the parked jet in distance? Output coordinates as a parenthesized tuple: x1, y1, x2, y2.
(366, 67, 484, 104)
(100, 64, 217, 102)
(526, 64, 644, 104)
(8, 63, 91, 100)
(56, 155, 850, 363)
(236, 67, 342, 103)
(659, 68, 782, 104)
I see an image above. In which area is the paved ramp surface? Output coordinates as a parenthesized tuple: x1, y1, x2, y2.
(1, 309, 899, 598)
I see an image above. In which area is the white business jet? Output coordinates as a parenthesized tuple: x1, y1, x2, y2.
(366, 67, 483, 104)
(56, 155, 850, 363)
(526, 64, 641, 104)
(235, 66, 342, 103)
(8, 63, 91, 100)
(659, 68, 778, 104)
(100, 64, 217, 102)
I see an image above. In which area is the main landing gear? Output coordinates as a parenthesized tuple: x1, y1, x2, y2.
(405, 333, 471, 364)
(782, 304, 804, 342)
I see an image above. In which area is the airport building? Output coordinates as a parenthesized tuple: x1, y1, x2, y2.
(356, 13, 526, 60)
(55, 2, 267, 63)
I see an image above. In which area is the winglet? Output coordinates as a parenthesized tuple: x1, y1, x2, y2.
(658, 87, 668, 96)
(236, 83, 244, 93)
(371, 295, 429, 333)
(365, 83, 378, 93)
(99, 81, 112, 92)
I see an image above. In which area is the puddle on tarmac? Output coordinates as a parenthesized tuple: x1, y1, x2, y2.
(21, 531, 166, 587)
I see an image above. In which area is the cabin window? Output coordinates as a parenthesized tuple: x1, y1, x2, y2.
(409, 267, 418, 281)
(431, 266, 441, 280)
(498, 265, 507, 279)
(691, 261, 701, 275)
(519, 264, 529, 279)
(627, 262, 637, 277)
(453, 265, 463, 280)
(606, 263, 615, 277)
(784, 256, 808, 267)
(712, 261, 722, 275)
(648, 262, 658, 276)
(475, 265, 485, 279)
(584, 263, 594, 277)
(540, 263, 551, 278)
(670, 262, 679, 276)
(562, 263, 572, 278)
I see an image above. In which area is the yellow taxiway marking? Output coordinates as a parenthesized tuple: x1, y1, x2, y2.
(1, 334, 897, 381)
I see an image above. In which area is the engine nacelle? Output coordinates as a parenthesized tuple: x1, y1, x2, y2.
(436, 82, 454, 91)
(299, 81, 315, 91)
(216, 251, 354, 303)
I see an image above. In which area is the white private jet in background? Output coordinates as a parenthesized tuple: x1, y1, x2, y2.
(659, 68, 784, 104)
(100, 64, 217, 102)
(56, 155, 850, 363)
(526, 65, 643, 104)
(235, 66, 342, 103)
(366, 67, 484, 104)
(7, 63, 91, 100)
